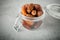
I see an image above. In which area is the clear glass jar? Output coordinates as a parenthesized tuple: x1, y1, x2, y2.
(14, 8, 45, 31)
(20, 8, 45, 30)
(14, 0, 45, 31)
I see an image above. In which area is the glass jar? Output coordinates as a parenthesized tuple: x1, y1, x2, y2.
(14, 0, 46, 31)
(14, 7, 45, 31)
(20, 8, 45, 30)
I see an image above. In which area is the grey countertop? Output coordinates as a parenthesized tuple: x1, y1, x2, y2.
(0, 0, 60, 40)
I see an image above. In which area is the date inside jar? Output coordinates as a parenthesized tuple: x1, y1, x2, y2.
(21, 3, 43, 30)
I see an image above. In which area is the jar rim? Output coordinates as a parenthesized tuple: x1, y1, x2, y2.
(20, 8, 45, 21)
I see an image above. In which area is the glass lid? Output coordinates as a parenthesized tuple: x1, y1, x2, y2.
(46, 4, 60, 19)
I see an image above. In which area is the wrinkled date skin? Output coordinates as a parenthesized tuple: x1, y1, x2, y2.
(21, 3, 43, 17)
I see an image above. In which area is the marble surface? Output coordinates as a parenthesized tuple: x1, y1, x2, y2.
(0, 0, 60, 40)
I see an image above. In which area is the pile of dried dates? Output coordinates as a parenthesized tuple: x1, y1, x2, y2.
(21, 3, 43, 30)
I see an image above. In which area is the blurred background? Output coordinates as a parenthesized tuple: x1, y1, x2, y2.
(0, 0, 60, 40)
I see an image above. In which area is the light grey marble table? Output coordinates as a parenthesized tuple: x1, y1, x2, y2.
(0, 0, 60, 40)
